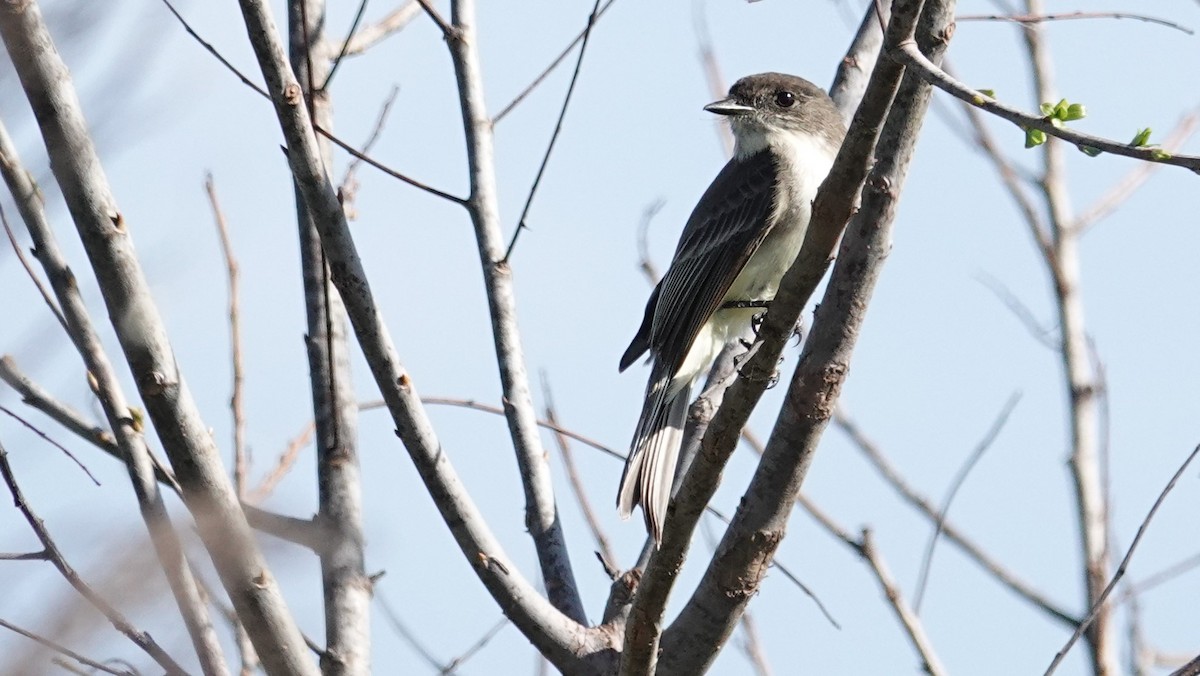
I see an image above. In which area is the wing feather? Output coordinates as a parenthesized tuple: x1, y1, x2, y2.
(650, 150, 780, 374)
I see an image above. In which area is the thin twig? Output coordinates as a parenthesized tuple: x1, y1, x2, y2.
(1115, 551, 1200, 604)
(339, 84, 401, 216)
(372, 397, 625, 461)
(158, 0, 467, 205)
(502, 0, 601, 263)
(320, 0, 370, 90)
(1045, 443, 1200, 675)
(894, 41, 1200, 171)
(0, 617, 134, 676)
(635, 199, 665, 285)
(441, 617, 510, 674)
(833, 408, 1080, 627)
(737, 612, 772, 676)
(415, 0, 455, 39)
(0, 405, 100, 485)
(0, 438, 187, 674)
(541, 373, 617, 567)
(795, 494, 946, 676)
(492, 0, 617, 124)
(376, 592, 447, 671)
(0, 550, 48, 560)
(956, 11, 1194, 35)
(913, 391, 1022, 610)
(1074, 109, 1200, 233)
(338, 0, 421, 56)
(860, 530, 947, 676)
(943, 59, 1053, 266)
(205, 174, 248, 499)
(0, 357, 180, 493)
(1, 204, 68, 333)
(975, 272, 1057, 349)
(245, 421, 314, 503)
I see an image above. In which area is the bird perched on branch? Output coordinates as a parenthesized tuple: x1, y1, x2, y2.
(618, 72, 846, 543)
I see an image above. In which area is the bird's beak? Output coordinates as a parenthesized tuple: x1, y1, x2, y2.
(704, 99, 755, 116)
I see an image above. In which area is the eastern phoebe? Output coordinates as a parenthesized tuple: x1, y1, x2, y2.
(618, 72, 846, 543)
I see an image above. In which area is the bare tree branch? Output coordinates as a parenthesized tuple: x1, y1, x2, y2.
(339, 85, 400, 219)
(0, 357, 180, 493)
(205, 174, 249, 499)
(0, 617, 134, 676)
(796, 497, 947, 675)
(0, 404, 99, 486)
(502, 0, 600, 262)
(912, 391, 1021, 609)
(1016, 5, 1115, 670)
(956, 11, 1193, 35)
(0, 438, 188, 675)
(492, 0, 618, 124)
(893, 41, 1200, 171)
(1074, 109, 1200, 233)
(1046, 443, 1200, 675)
(337, 1, 420, 57)
(159, 0, 467, 205)
(0, 4, 312, 672)
(833, 407, 1080, 626)
(541, 374, 617, 569)
(289, 2, 370, 672)
(230, 0, 611, 668)
(246, 421, 314, 503)
(444, 0, 585, 624)
(1, 203, 67, 333)
(1, 112, 229, 674)
(944, 59, 1053, 266)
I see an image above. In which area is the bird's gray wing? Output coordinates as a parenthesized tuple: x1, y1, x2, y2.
(650, 149, 780, 375)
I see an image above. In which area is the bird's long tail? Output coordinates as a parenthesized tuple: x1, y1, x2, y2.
(617, 372, 693, 544)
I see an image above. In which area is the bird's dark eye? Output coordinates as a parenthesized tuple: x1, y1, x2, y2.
(774, 90, 796, 108)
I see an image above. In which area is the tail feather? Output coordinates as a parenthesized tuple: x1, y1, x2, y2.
(617, 375, 693, 543)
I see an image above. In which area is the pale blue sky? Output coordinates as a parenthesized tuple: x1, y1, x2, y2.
(2, 1, 1199, 674)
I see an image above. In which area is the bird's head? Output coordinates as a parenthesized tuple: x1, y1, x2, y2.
(705, 72, 844, 157)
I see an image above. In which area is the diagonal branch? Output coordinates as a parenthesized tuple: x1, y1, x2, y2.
(893, 41, 1200, 171)
(0, 357, 180, 493)
(491, 0, 618, 124)
(799, 497, 947, 676)
(336, 1, 421, 57)
(0, 618, 135, 676)
(912, 391, 1022, 609)
(0, 438, 188, 675)
(444, 0, 585, 624)
(1046, 443, 1200, 675)
(502, 0, 600, 262)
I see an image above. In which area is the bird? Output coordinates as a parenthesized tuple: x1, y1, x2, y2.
(617, 72, 846, 543)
